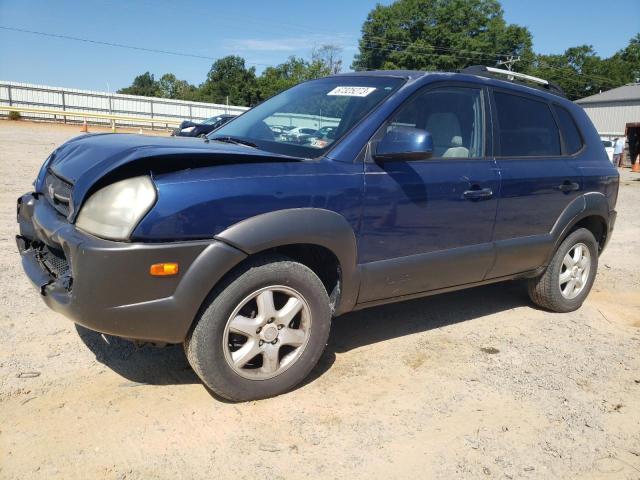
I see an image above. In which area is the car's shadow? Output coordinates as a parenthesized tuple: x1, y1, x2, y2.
(76, 280, 531, 391)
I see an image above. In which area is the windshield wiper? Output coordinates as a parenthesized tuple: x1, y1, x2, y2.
(209, 136, 257, 148)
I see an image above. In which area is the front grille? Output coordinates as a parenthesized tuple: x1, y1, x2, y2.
(43, 171, 73, 217)
(38, 245, 71, 279)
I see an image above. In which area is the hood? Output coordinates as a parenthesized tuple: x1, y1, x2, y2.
(41, 133, 301, 219)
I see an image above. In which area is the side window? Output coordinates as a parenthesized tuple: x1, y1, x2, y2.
(553, 105, 584, 155)
(388, 87, 485, 158)
(494, 92, 561, 157)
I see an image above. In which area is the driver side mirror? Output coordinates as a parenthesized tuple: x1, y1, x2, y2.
(373, 126, 434, 162)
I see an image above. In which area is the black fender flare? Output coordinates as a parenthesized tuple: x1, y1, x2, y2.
(215, 208, 359, 315)
(547, 192, 610, 263)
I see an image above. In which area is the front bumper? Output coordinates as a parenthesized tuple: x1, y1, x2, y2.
(17, 193, 246, 343)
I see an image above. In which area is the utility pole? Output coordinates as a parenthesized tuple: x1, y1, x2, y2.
(497, 55, 520, 72)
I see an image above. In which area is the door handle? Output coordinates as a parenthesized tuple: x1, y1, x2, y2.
(463, 187, 493, 200)
(558, 181, 580, 192)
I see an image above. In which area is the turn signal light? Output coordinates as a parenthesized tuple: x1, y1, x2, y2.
(150, 263, 179, 276)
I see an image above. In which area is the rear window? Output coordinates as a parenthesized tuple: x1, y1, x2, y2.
(494, 92, 561, 157)
(553, 105, 583, 155)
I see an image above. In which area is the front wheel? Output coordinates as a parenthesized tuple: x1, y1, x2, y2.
(185, 255, 331, 401)
(528, 228, 598, 312)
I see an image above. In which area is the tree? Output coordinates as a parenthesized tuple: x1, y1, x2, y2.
(257, 57, 308, 100)
(312, 44, 343, 75)
(116, 25, 640, 105)
(608, 33, 640, 83)
(351, 0, 533, 72)
(256, 54, 336, 100)
(158, 73, 198, 100)
(528, 46, 609, 100)
(527, 35, 640, 100)
(199, 56, 259, 106)
(117, 72, 160, 97)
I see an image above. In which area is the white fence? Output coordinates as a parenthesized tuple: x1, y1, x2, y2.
(0, 81, 249, 129)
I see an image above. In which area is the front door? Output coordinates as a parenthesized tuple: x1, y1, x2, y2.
(358, 85, 499, 303)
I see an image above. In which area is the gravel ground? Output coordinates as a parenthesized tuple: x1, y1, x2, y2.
(1, 120, 639, 480)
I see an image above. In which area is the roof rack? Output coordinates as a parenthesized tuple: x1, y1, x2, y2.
(461, 65, 566, 97)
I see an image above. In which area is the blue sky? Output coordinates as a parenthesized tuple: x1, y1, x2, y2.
(0, 0, 638, 91)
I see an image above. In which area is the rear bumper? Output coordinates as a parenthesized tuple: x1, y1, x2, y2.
(17, 193, 246, 343)
(604, 209, 617, 250)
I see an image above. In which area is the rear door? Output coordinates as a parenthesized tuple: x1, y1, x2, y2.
(487, 89, 583, 278)
(358, 84, 499, 303)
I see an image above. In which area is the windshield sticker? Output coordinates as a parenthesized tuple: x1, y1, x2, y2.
(327, 86, 376, 97)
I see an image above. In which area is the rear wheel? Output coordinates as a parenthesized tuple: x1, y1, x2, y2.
(185, 255, 331, 401)
(528, 228, 598, 312)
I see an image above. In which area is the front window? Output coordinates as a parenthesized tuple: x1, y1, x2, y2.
(209, 76, 405, 157)
(386, 87, 485, 158)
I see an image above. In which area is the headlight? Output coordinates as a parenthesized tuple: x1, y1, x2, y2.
(76, 176, 156, 240)
(181, 126, 196, 133)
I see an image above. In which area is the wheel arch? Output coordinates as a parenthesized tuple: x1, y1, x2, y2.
(214, 208, 360, 315)
(549, 192, 610, 263)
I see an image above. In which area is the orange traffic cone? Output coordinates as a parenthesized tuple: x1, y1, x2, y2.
(632, 159, 640, 173)
(80, 119, 88, 133)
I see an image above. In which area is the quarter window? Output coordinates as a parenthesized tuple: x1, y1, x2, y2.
(553, 105, 583, 155)
(388, 87, 485, 158)
(494, 92, 561, 157)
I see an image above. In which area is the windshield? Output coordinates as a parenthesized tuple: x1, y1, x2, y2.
(209, 76, 405, 157)
(202, 116, 223, 125)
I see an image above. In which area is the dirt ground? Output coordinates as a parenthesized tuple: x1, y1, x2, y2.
(1, 120, 639, 479)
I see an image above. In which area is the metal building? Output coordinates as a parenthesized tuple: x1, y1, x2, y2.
(576, 83, 640, 165)
(576, 83, 640, 138)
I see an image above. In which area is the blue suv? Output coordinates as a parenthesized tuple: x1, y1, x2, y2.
(16, 67, 619, 400)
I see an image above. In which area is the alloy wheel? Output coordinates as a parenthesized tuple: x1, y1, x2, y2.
(559, 242, 591, 299)
(222, 285, 312, 380)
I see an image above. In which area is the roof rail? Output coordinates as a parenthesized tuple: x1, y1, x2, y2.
(461, 65, 566, 97)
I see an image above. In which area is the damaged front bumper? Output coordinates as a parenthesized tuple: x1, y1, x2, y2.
(16, 193, 247, 343)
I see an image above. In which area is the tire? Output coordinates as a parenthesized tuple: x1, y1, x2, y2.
(528, 228, 598, 312)
(185, 255, 331, 401)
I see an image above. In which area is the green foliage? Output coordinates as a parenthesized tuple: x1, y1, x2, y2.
(118, 71, 198, 100)
(257, 54, 335, 100)
(117, 45, 342, 107)
(349, 0, 637, 101)
(199, 56, 259, 105)
(8, 110, 21, 121)
(117, 72, 161, 97)
(351, 0, 533, 72)
(116, 6, 639, 106)
(158, 73, 198, 100)
(527, 35, 640, 100)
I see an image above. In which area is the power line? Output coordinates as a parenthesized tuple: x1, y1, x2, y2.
(207, 11, 517, 60)
(1, 24, 621, 88)
(359, 37, 514, 60)
(0, 25, 274, 68)
(360, 41, 509, 63)
(357, 40, 620, 87)
(0, 24, 518, 72)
